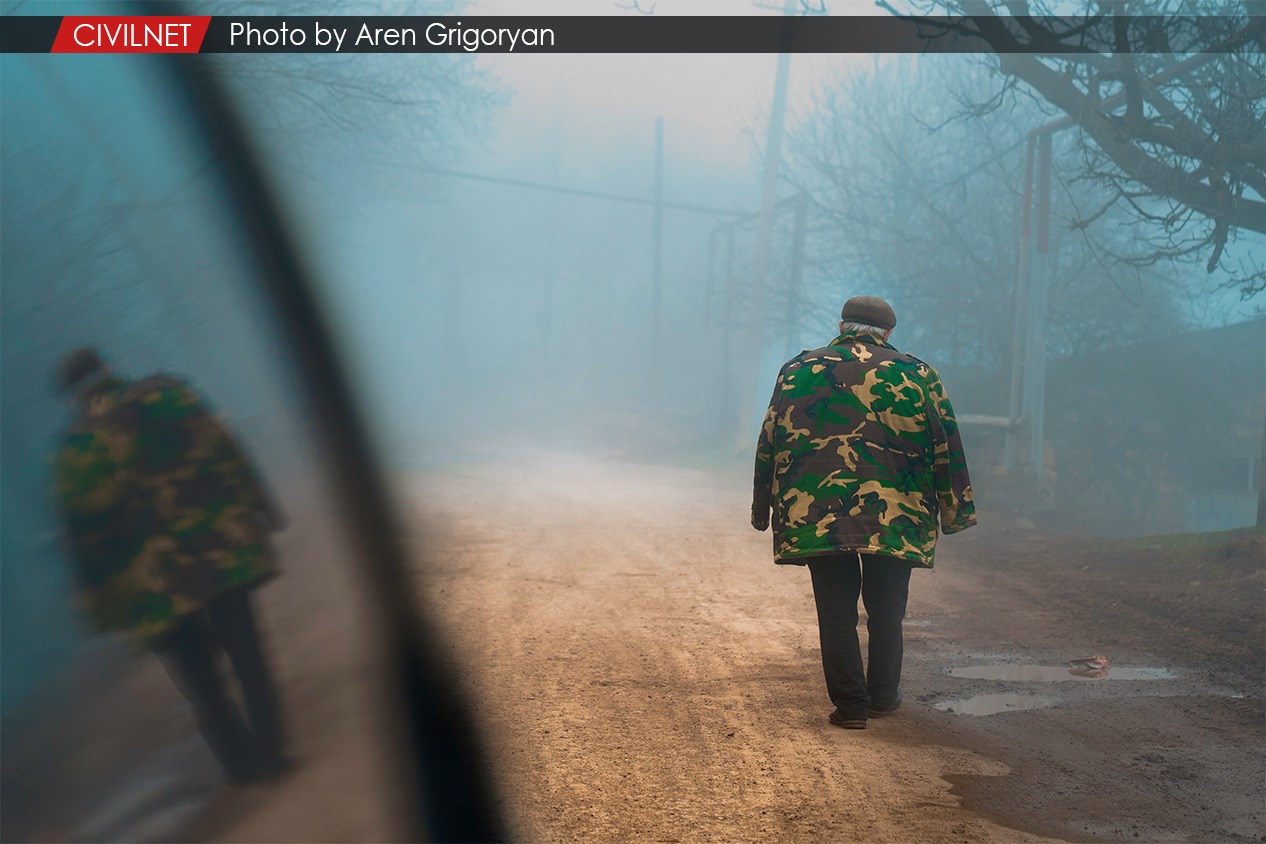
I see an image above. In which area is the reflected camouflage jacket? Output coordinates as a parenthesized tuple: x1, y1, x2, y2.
(752, 331, 976, 567)
(55, 375, 281, 644)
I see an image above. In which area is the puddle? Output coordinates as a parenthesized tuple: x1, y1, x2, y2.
(934, 694, 1055, 716)
(949, 665, 1176, 682)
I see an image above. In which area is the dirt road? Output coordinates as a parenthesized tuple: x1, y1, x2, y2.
(405, 454, 1264, 843)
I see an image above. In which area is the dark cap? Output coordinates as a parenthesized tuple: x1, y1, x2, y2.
(840, 296, 896, 330)
(55, 348, 103, 395)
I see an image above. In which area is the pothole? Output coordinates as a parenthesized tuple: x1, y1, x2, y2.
(933, 693, 1056, 716)
(949, 665, 1176, 681)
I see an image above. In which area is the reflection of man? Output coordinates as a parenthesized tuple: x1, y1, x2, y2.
(54, 349, 289, 782)
(752, 297, 976, 729)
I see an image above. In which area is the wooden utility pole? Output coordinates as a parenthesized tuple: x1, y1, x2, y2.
(1004, 131, 1054, 480)
(786, 191, 808, 358)
(750, 49, 791, 330)
(539, 95, 564, 380)
(1026, 132, 1053, 480)
(1004, 136, 1036, 471)
(704, 228, 718, 323)
(737, 5, 794, 443)
(720, 226, 736, 433)
(652, 117, 665, 364)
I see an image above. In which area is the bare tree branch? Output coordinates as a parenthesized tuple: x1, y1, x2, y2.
(887, 1, 1265, 291)
(615, 0, 656, 14)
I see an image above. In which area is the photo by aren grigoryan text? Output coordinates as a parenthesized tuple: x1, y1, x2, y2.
(229, 19, 557, 52)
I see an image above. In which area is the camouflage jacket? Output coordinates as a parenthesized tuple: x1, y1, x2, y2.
(752, 331, 976, 567)
(55, 375, 280, 644)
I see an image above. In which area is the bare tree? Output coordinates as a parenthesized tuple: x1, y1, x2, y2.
(195, 1, 503, 181)
(785, 56, 1191, 390)
(880, 1, 1265, 296)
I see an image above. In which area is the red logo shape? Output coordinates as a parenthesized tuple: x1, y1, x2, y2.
(52, 16, 211, 53)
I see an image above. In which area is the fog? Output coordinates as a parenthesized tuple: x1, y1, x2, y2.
(1, 5, 1263, 840)
(239, 37, 1264, 525)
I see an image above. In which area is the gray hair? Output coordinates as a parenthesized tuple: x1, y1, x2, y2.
(838, 321, 891, 336)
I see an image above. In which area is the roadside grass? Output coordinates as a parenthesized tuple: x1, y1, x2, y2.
(1107, 526, 1264, 575)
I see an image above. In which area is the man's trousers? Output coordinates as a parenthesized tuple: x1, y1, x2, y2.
(807, 552, 914, 721)
(157, 586, 286, 782)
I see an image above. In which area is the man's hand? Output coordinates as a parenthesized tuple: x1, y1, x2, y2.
(751, 508, 769, 532)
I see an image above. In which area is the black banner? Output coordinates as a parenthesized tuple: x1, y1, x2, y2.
(3, 14, 1260, 54)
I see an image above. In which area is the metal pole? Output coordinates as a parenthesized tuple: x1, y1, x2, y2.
(737, 8, 794, 444)
(652, 117, 665, 358)
(1028, 132, 1053, 480)
(786, 192, 808, 358)
(721, 226, 736, 434)
(704, 227, 719, 323)
(1004, 136, 1036, 470)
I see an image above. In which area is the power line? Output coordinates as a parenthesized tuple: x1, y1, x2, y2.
(418, 166, 752, 219)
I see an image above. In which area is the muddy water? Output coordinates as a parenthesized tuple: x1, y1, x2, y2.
(933, 694, 1056, 716)
(949, 665, 1176, 681)
(935, 664, 1179, 716)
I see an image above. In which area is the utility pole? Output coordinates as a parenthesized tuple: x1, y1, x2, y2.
(1025, 132, 1053, 480)
(538, 90, 564, 400)
(1001, 54, 1220, 478)
(736, 0, 795, 444)
(652, 117, 665, 375)
(786, 191, 808, 358)
(720, 226, 736, 433)
(1005, 131, 1053, 480)
(704, 228, 718, 323)
(1004, 137, 1035, 471)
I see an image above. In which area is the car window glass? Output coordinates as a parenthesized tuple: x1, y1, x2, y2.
(1, 41, 416, 844)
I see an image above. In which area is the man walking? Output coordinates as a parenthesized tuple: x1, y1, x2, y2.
(54, 348, 290, 781)
(751, 297, 976, 729)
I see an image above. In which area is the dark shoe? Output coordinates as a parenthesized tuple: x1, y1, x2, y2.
(869, 698, 902, 718)
(828, 709, 867, 730)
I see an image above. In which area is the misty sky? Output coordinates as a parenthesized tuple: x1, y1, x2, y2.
(465, 2, 880, 224)
(460, 11, 1258, 326)
(473, 45, 868, 177)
